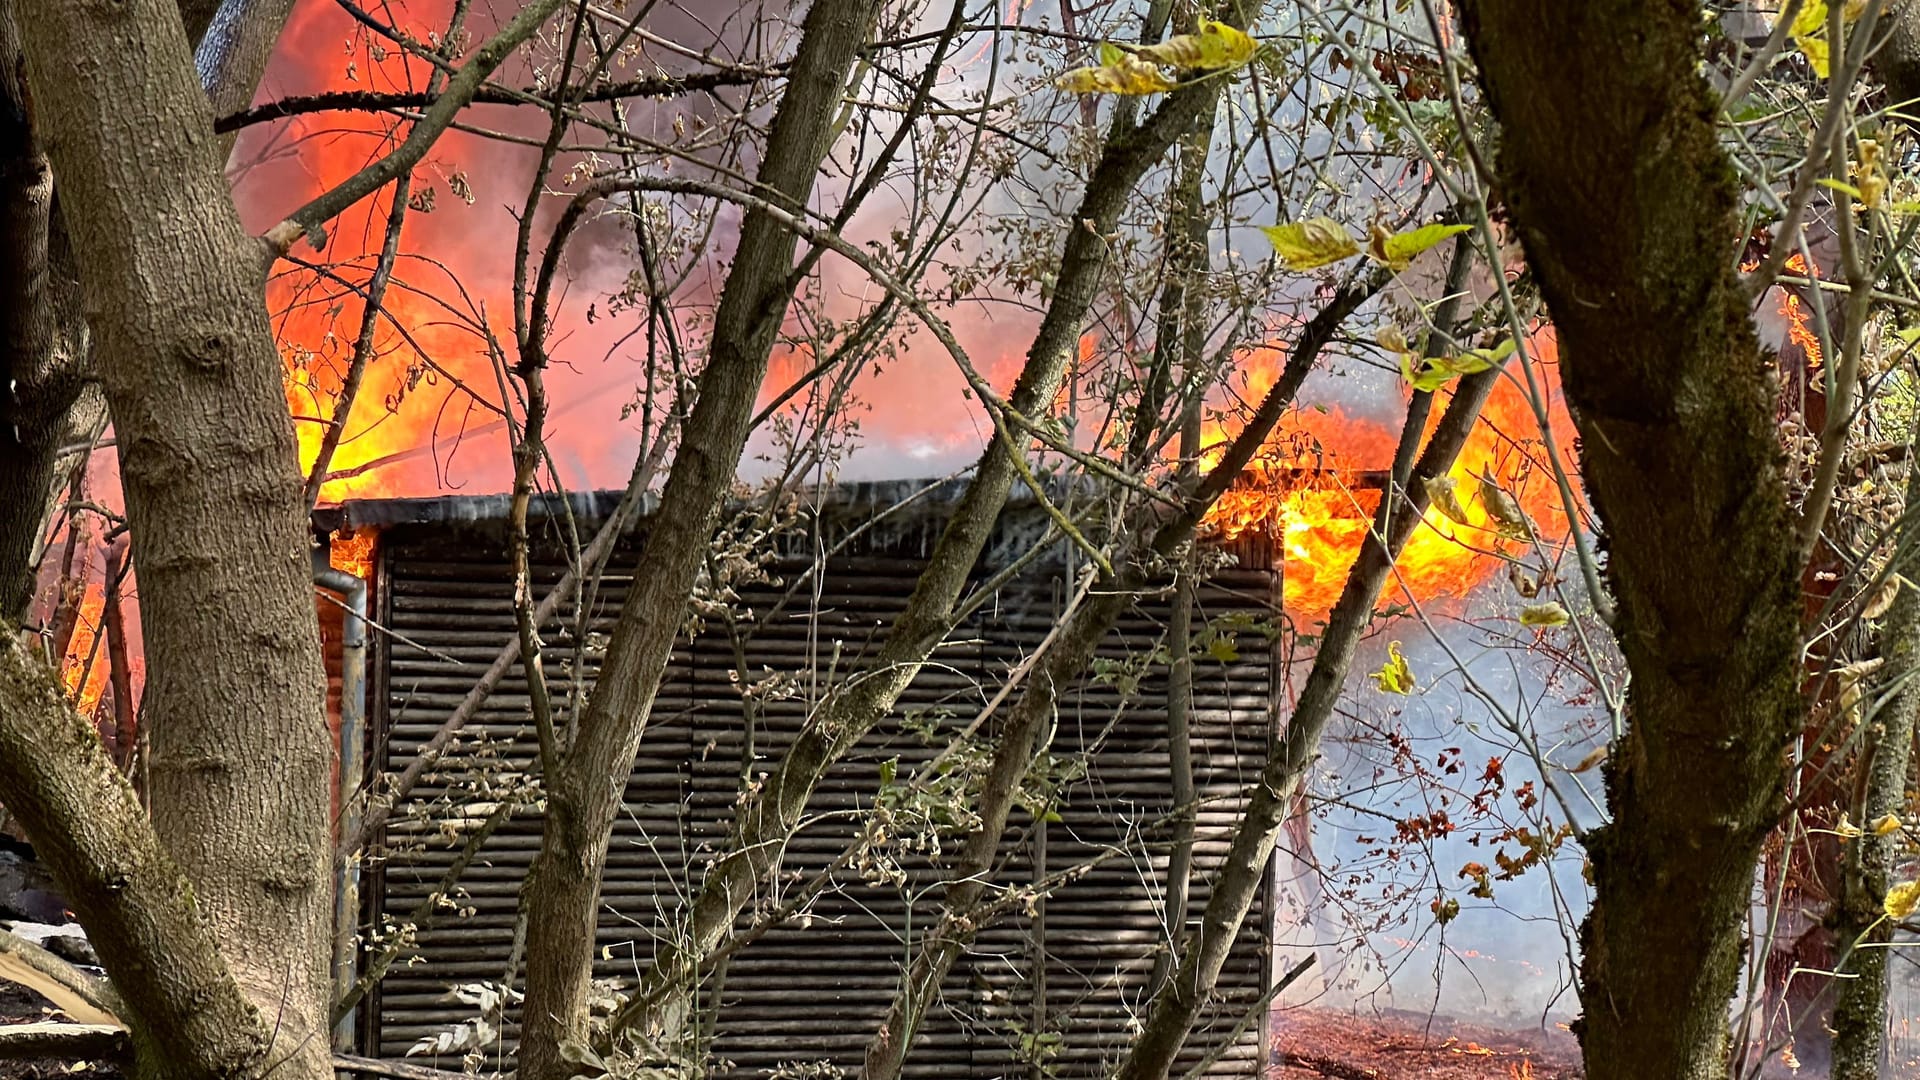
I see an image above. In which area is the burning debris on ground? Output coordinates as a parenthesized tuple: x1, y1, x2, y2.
(1269, 1008, 1581, 1080)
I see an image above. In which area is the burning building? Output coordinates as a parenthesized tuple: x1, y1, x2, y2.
(316, 480, 1285, 1076)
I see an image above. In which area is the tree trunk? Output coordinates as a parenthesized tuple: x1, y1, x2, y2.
(512, 1, 884, 1073)
(0, 642, 273, 1080)
(861, 271, 1388, 1080)
(1112, 362, 1495, 1080)
(600, 53, 1234, 1048)
(0, 0, 88, 630)
(1829, 471, 1920, 1077)
(1459, 5, 1808, 1078)
(13, 0, 336, 1072)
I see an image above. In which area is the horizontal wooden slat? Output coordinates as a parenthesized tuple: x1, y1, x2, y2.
(360, 503, 1278, 1078)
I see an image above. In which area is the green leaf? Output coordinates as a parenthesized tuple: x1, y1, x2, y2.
(1399, 339, 1511, 392)
(1518, 601, 1570, 628)
(1258, 217, 1361, 270)
(1369, 641, 1414, 695)
(1097, 41, 1126, 66)
(878, 757, 898, 786)
(1206, 637, 1241, 663)
(1368, 222, 1472, 271)
(1819, 177, 1866, 200)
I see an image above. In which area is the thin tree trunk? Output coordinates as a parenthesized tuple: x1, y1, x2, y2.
(1111, 363, 1495, 1080)
(1829, 475, 1920, 1077)
(860, 275, 1387, 1080)
(512, 1, 885, 1073)
(1459, 5, 1808, 1078)
(13, 0, 336, 1070)
(0, 0, 87, 630)
(598, 37, 1239, 1047)
(1142, 112, 1215, 996)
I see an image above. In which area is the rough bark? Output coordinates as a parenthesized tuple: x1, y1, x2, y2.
(1878, 0, 1920, 116)
(1829, 484, 1920, 1077)
(13, 0, 336, 1073)
(1459, 5, 1807, 1079)
(511, 1, 884, 1074)
(599, 52, 1234, 1048)
(0, 0, 88, 630)
(0, 641, 274, 1080)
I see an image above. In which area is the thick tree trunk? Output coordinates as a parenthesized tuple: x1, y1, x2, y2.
(12, 0, 335, 1073)
(1878, 0, 1920, 113)
(511, 1, 884, 1073)
(1459, 5, 1807, 1079)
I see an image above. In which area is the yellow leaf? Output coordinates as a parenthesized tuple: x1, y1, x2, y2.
(1258, 218, 1361, 270)
(1792, 0, 1832, 78)
(1872, 812, 1904, 836)
(1401, 339, 1513, 392)
(1885, 879, 1920, 920)
(1369, 641, 1414, 695)
(1478, 473, 1532, 539)
(1097, 41, 1126, 66)
(1375, 325, 1411, 355)
(1424, 476, 1471, 525)
(1460, 337, 1517, 369)
(1519, 601, 1571, 628)
(1368, 222, 1473, 271)
(1134, 19, 1256, 70)
(1054, 55, 1180, 95)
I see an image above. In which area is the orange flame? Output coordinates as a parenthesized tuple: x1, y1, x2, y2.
(1203, 339, 1574, 620)
(244, 0, 504, 504)
(1778, 253, 1823, 370)
(329, 530, 378, 579)
(58, 587, 110, 716)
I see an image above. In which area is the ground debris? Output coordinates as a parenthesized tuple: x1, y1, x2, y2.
(1270, 1007, 1582, 1079)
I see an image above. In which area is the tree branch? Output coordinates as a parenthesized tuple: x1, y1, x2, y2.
(0, 928, 122, 1027)
(0, 1023, 128, 1060)
(262, 0, 567, 255)
(214, 68, 773, 134)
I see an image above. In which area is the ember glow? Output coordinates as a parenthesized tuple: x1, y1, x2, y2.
(1204, 339, 1575, 621)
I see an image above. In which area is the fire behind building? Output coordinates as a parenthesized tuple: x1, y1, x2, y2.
(314, 480, 1283, 1077)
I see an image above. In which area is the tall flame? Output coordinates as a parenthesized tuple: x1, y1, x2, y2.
(1203, 337, 1575, 621)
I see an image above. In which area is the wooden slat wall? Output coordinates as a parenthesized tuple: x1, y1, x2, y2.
(361, 503, 1278, 1078)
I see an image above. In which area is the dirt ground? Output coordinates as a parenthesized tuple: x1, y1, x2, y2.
(0, 984, 120, 1080)
(1270, 1007, 1584, 1079)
